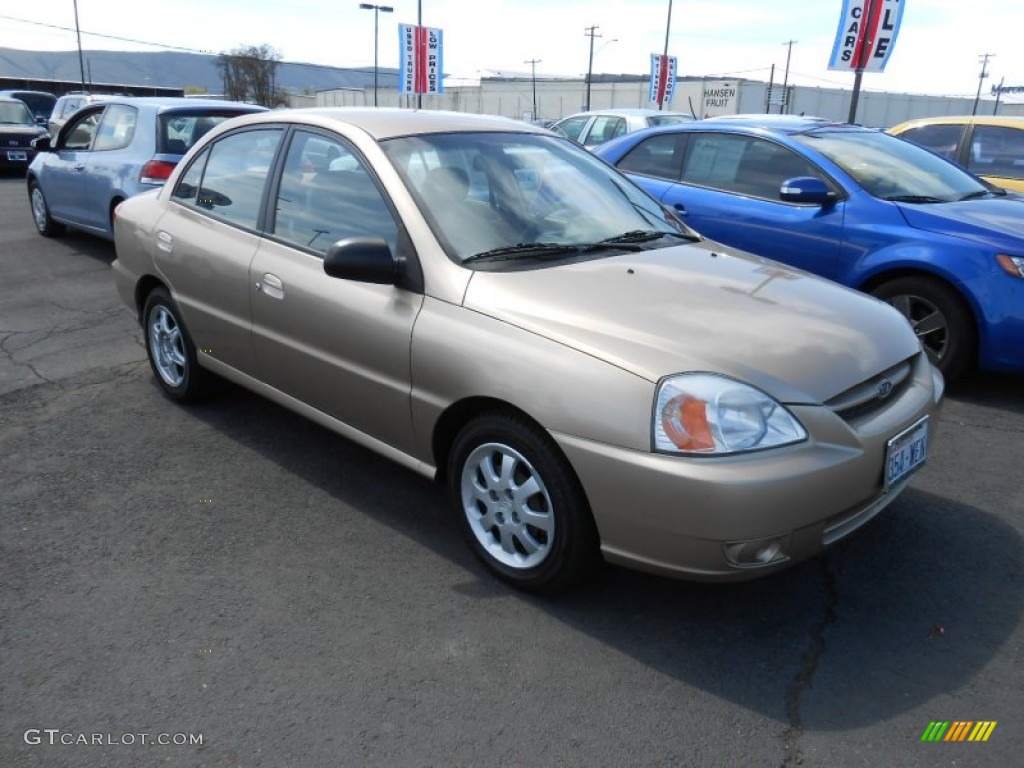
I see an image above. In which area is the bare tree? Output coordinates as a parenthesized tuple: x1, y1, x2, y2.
(216, 44, 283, 107)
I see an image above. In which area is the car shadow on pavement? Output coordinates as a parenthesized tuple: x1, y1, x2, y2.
(184, 382, 1022, 729)
(946, 370, 1024, 414)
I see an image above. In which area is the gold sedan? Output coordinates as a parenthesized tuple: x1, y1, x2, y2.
(113, 109, 943, 592)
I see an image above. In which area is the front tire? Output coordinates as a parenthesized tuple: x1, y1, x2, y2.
(29, 181, 65, 238)
(872, 276, 975, 382)
(142, 288, 213, 402)
(449, 412, 600, 592)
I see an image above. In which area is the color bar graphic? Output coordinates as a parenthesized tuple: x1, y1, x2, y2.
(921, 721, 996, 742)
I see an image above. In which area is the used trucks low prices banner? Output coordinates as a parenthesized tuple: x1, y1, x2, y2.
(828, 0, 904, 72)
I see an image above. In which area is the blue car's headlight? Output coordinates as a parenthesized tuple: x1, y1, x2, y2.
(996, 254, 1024, 279)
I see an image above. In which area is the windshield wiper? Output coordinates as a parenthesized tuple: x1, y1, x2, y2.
(463, 242, 583, 263)
(881, 194, 947, 204)
(597, 229, 701, 244)
(958, 190, 990, 201)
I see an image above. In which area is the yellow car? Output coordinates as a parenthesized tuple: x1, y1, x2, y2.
(888, 115, 1024, 192)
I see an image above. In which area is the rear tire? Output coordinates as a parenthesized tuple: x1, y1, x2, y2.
(872, 276, 975, 382)
(142, 288, 214, 403)
(29, 181, 64, 238)
(448, 412, 600, 593)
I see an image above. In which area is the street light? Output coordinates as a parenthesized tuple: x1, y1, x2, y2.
(359, 3, 394, 107)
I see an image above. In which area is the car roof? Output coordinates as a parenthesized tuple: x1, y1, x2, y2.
(222, 108, 547, 140)
(889, 115, 1024, 131)
(70, 96, 267, 113)
(561, 108, 694, 119)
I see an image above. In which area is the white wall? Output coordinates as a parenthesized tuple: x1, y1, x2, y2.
(314, 78, 1019, 127)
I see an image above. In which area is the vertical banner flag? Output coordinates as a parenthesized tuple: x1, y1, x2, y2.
(399, 24, 444, 94)
(649, 54, 677, 104)
(828, 0, 904, 72)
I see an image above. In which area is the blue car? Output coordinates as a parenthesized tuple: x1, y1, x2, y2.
(27, 97, 266, 241)
(594, 116, 1024, 380)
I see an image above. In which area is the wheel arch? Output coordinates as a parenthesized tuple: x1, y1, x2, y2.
(431, 396, 586, 496)
(134, 275, 169, 324)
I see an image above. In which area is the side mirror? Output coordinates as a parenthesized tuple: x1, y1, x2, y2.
(779, 176, 836, 206)
(323, 237, 399, 285)
(31, 135, 52, 152)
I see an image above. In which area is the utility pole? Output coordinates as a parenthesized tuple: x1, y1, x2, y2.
(72, 0, 87, 92)
(525, 58, 541, 120)
(847, 0, 876, 123)
(584, 25, 601, 112)
(765, 63, 775, 113)
(972, 53, 993, 116)
(780, 39, 797, 114)
(659, 0, 673, 110)
(993, 76, 1004, 116)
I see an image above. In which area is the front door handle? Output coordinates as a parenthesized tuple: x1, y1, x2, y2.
(257, 273, 285, 300)
(673, 203, 689, 217)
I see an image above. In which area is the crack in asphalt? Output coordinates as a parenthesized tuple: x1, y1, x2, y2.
(780, 554, 840, 767)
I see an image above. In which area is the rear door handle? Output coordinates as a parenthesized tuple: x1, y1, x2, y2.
(73, 164, 86, 173)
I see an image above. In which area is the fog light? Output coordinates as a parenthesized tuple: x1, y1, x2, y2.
(723, 536, 790, 568)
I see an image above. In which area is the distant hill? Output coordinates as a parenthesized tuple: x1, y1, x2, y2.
(0, 47, 398, 95)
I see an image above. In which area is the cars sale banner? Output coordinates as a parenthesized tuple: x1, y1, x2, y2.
(828, 0, 904, 72)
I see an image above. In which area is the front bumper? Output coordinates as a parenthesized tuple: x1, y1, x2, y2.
(555, 354, 942, 581)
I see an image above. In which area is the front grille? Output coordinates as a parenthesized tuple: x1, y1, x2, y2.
(826, 357, 913, 422)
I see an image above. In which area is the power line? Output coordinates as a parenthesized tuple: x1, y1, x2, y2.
(0, 13, 390, 78)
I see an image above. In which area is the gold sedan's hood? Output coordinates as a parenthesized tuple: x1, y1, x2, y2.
(462, 242, 921, 404)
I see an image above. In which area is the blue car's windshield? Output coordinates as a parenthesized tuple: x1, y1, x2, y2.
(794, 130, 988, 202)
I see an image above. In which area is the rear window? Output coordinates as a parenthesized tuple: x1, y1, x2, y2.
(0, 100, 34, 125)
(8, 92, 55, 119)
(158, 111, 254, 155)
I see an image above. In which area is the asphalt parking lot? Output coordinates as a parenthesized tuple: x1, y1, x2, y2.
(1, 173, 1021, 768)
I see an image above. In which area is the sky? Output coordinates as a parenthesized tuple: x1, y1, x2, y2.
(1, 0, 1022, 103)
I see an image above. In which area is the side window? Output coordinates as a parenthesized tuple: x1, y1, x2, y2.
(272, 130, 398, 255)
(553, 116, 590, 142)
(617, 134, 685, 180)
(93, 105, 138, 151)
(968, 125, 1024, 181)
(172, 129, 282, 229)
(898, 124, 963, 160)
(683, 135, 823, 200)
(61, 109, 102, 150)
(584, 116, 626, 147)
(171, 147, 210, 205)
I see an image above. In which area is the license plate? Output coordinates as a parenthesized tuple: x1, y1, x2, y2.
(6, 151, 27, 161)
(885, 417, 929, 488)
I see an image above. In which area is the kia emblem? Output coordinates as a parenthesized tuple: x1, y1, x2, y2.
(877, 379, 894, 398)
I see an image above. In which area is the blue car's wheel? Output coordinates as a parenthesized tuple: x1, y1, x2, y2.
(873, 276, 975, 382)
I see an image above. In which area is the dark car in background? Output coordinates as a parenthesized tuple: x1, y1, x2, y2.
(27, 97, 266, 240)
(0, 97, 47, 172)
(0, 89, 57, 127)
(594, 116, 1024, 381)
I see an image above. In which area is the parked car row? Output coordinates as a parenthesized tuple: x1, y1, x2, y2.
(0, 97, 47, 171)
(23, 103, 1021, 592)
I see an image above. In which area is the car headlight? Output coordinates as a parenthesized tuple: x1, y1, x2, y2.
(996, 254, 1024, 279)
(653, 373, 807, 455)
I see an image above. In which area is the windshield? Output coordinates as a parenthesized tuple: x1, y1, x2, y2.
(794, 129, 988, 202)
(381, 132, 694, 264)
(0, 101, 34, 125)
